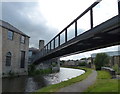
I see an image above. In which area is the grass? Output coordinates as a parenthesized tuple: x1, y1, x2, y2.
(33, 67, 92, 93)
(85, 70, 119, 92)
(97, 70, 111, 79)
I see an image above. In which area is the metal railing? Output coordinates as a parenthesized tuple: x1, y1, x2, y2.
(34, 0, 119, 62)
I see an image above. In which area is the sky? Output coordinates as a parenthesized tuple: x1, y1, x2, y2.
(0, 0, 119, 60)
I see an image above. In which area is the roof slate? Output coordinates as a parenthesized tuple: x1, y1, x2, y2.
(0, 20, 30, 38)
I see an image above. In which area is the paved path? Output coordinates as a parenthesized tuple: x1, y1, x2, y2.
(56, 70, 97, 93)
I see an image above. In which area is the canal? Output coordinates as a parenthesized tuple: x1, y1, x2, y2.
(2, 67, 85, 92)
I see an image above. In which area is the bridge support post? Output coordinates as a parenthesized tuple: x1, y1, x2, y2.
(51, 58, 60, 72)
(35, 58, 60, 73)
(118, 0, 120, 15)
(90, 8, 93, 29)
(75, 21, 77, 37)
(65, 29, 67, 42)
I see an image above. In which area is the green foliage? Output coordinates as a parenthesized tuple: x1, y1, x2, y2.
(94, 53, 109, 70)
(112, 64, 120, 75)
(28, 64, 36, 76)
(78, 62, 86, 66)
(35, 68, 52, 75)
(29, 67, 52, 76)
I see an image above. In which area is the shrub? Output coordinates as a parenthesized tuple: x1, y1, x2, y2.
(112, 64, 120, 75)
(78, 62, 86, 66)
(28, 64, 36, 76)
(94, 53, 109, 70)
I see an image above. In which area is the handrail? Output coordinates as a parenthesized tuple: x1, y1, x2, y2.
(44, 1, 101, 48)
(40, 0, 102, 55)
(34, 0, 120, 62)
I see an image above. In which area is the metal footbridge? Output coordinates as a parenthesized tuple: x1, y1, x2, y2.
(33, 0, 120, 64)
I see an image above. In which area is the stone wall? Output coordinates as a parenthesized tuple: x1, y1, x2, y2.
(0, 27, 2, 93)
(35, 58, 60, 73)
(2, 27, 29, 77)
(0, 27, 2, 78)
(113, 56, 120, 67)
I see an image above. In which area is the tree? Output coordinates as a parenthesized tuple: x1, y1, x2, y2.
(94, 53, 109, 70)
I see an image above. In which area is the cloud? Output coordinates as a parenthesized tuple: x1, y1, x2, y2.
(1, 0, 119, 60)
(1, 2, 59, 48)
(60, 45, 119, 60)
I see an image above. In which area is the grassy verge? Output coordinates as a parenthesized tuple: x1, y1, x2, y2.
(85, 70, 119, 92)
(33, 67, 92, 93)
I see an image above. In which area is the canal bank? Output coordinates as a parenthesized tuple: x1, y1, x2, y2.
(2, 67, 85, 93)
(34, 67, 92, 93)
(85, 70, 119, 92)
(57, 70, 97, 92)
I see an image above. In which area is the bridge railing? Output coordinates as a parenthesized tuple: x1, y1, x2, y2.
(34, 0, 119, 62)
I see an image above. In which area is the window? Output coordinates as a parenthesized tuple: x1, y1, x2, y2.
(21, 35, 25, 43)
(20, 51, 25, 68)
(8, 30, 13, 40)
(6, 52, 12, 66)
(29, 51, 32, 57)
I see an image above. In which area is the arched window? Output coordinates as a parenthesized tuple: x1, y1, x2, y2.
(6, 52, 12, 66)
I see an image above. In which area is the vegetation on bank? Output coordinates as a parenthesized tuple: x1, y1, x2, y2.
(28, 64, 52, 76)
(85, 53, 119, 92)
(33, 67, 92, 93)
(112, 64, 120, 75)
(94, 53, 110, 70)
(85, 70, 119, 92)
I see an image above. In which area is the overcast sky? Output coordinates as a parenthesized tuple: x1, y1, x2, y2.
(0, 0, 119, 60)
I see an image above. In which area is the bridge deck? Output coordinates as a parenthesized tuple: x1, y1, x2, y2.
(34, 15, 120, 64)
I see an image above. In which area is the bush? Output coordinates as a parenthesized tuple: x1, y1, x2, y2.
(28, 64, 36, 76)
(29, 68, 52, 76)
(94, 53, 109, 70)
(78, 62, 86, 66)
(112, 64, 120, 75)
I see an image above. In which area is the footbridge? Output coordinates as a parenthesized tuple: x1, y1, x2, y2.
(33, 0, 120, 64)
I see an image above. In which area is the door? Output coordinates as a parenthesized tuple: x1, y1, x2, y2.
(20, 51, 25, 68)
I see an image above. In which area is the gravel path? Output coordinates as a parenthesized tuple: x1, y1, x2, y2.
(56, 70, 97, 93)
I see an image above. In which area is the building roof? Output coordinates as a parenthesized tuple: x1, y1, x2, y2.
(0, 20, 30, 38)
(91, 51, 120, 58)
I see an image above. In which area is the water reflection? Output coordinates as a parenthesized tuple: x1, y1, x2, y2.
(44, 67, 85, 85)
(2, 67, 85, 93)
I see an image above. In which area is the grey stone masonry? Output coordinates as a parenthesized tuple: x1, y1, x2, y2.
(39, 40, 44, 50)
(0, 20, 30, 77)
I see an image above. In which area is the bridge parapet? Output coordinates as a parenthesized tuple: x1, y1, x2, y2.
(33, 0, 120, 64)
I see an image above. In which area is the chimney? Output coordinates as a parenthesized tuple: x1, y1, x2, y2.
(39, 40, 44, 50)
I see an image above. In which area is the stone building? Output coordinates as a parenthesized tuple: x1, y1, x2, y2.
(28, 47, 39, 64)
(0, 20, 30, 77)
(91, 51, 120, 68)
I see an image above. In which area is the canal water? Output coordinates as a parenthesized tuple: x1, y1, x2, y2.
(2, 67, 85, 92)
